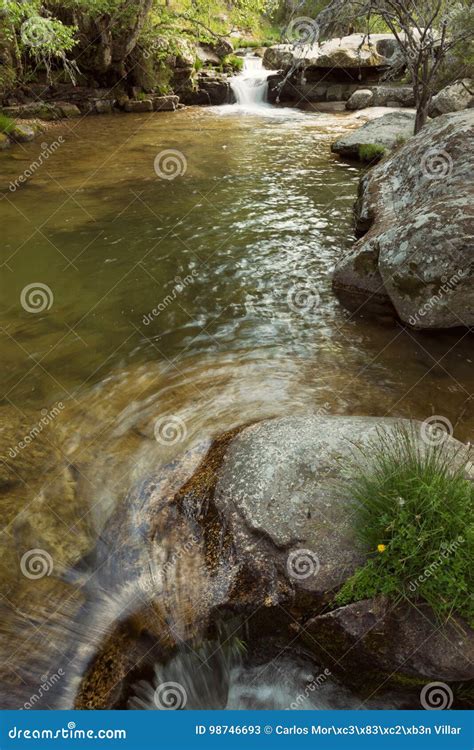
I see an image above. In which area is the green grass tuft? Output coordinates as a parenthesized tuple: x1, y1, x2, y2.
(358, 143, 386, 162)
(334, 425, 474, 625)
(221, 54, 244, 72)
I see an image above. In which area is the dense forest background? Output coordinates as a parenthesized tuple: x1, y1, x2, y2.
(0, 2, 473, 101)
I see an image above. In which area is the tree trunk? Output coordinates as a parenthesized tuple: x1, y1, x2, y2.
(415, 98, 430, 133)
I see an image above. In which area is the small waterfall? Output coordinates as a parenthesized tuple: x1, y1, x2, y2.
(229, 56, 273, 110)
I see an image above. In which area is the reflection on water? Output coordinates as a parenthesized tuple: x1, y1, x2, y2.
(0, 105, 473, 709)
(1, 107, 472, 433)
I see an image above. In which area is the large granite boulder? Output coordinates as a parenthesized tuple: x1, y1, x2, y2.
(214, 416, 376, 602)
(429, 79, 474, 117)
(263, 44, 294, 71)
(263, 33, 399, 72)
(331, 110, 417, 160)
(345, 88, 374, 110)
(21, 412, 470, 708)
(333, 109, 474, 328)
(181, 73, 231, 105)
(371, 84, 415, 107)
(303, 598, 474, 689)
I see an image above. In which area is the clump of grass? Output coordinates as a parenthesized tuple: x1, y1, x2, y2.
(358, 143, 386, 162)
(221, 54, 244, 72)
(335, 425, 473, 625)
(0, 113, 15, 135)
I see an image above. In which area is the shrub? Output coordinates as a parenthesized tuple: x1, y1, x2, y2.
(334, 425, 473, 625)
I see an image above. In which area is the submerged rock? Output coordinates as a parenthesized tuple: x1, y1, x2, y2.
(333, 109, 474, 328)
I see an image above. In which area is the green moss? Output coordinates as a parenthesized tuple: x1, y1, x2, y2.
(0, 113, 15, 135)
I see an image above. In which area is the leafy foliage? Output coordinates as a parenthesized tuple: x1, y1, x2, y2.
(334, 425, 474, 625)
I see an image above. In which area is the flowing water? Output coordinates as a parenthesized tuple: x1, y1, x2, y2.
(228, 55, 275, 112)
(1, 93, 473, 709)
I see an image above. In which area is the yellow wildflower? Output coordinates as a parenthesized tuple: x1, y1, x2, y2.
(377, 544, 386, 553)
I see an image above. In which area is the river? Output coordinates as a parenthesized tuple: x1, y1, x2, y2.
(0, 64, 472, 709)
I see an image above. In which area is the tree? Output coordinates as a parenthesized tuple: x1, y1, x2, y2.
(315, 0, 474, 133)
(1, 1, 78, 83)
